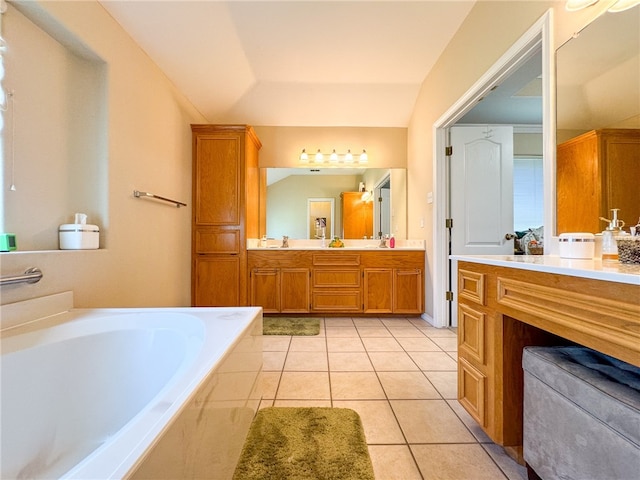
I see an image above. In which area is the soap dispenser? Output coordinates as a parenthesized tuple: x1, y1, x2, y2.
(600, 208, 625, 261)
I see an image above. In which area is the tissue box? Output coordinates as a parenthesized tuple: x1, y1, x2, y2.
(59, 224, 99, 250)
(558, 232, 595, 259)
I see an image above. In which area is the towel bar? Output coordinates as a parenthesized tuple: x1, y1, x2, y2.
(133, 190, 187, 208)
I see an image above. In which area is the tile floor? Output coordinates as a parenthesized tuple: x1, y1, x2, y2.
(260, 317, 527, 480)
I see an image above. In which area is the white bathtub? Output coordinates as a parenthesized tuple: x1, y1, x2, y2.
(0, 294, 263, 480)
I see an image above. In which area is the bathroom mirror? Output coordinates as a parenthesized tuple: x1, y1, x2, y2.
(556, 6, 640, 230)
(264, 168, 406, 240)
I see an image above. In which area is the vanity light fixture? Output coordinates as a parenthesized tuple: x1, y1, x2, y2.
(298, 148, 369, 165)
(361, 190, 374, 202)
(566, 0, 640, 11)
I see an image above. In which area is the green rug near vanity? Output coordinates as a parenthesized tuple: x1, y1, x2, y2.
(263, 317, 320, 336)
(233, 407, 375, 480)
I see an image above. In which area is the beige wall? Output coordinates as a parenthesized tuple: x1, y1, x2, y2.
(1, 1, 206, 307)
(407, 0, 613, 318)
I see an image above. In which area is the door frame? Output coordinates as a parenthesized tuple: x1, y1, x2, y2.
(431, 10, 555, 328)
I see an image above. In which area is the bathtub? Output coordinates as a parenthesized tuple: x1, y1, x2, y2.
(0, 292, 263, 480)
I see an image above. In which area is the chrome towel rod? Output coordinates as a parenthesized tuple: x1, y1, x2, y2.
(133, 190, 187, 208)
(0, 267, 43, 286)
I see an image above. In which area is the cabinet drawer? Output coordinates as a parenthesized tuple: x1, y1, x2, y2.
(312, 253, 361, 266)
(195, 229, 240, 254)
(458, 357, 486, 426)
(458, 303, 486, 365)
(312, 291, 362, 312)
(458, 269, 485, 305)
(313, 269, 361, 288)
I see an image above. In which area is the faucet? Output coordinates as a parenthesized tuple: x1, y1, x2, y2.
(379, 234, 388, 248)
(281, 235, 289, 248)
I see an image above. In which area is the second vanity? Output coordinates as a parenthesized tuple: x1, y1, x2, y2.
(450, 254, 640, 462)
(247, 239, 425, 315)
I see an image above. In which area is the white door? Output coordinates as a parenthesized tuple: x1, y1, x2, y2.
(448, 125, 514, 325)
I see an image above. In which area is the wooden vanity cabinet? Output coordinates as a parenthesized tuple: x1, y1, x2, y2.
(312, 253, 362, 312)
(191, 125, 261, 307)
(556, 128, 640, 233)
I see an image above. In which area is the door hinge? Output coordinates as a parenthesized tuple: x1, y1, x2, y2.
(445, 146, 453, 156)
(445, 218, 453, 229)
(446, 291, 454, 301)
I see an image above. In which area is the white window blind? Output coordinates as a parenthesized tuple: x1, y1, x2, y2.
(513, 156, 544, 232)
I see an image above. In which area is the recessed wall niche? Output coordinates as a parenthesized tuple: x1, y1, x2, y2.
(2, 2, 107, 251)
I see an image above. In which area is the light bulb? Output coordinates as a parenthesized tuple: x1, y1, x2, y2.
(565, 0, 599, 10)
(300, 148, 309, 163)
(359, 149, 368, 164)
(344, 149, 354, 163)
(315, 149, 324, 163)
(608, 0, 640, 11)
(330, 149, 338, 163)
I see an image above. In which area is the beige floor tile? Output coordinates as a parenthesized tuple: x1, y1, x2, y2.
(420, 327, 458, 338)
(326, 336, 365, 352)
(332, 400, 406, 444)
(289, 336, 327, 352)
(324, 318, 355, 327)
(262, 336, 291, 351)
(368, 445, 422, 480)
(353, 318, 384, 327)
(273, 399, 332, 408)
(362, 337, 403, 351)
(408, 351, 458, 371)
(387, 326, 425, 337)
(357, 326, 393, 337)
(325, 326, 360, 337)
(396, 336, 441, 351)
(330, 372, 386, 399)
(381, 318, 415, 327)
(482, 443, 528, 480)
(430, 336, 459, 352)
(259, 371, 281, 399)
(328, 352, 373, 371)
(283, 351, 328, 371)
(411, 444, 507, 480)
(424, 371, 458, 399)
(277, 372, 330, 400)
(447, 399, 492, 442)
(369, 351, 419, 371)
(262, 351, 287, 371)
(377, 371, 441, 399)
(258, 399, 274, 409)
(391, 399, 475, 443)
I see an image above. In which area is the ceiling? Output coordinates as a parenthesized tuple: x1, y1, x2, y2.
(100, 1, 478, 128)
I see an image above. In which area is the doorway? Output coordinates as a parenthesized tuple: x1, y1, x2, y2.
(431, 11, 554, 328)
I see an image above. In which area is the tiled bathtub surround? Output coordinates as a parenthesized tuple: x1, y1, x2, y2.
(260, 317, 527, 480)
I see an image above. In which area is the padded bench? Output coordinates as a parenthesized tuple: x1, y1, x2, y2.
(523, 346, 640, 480)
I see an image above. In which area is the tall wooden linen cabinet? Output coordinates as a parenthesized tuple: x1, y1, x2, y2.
(191, 125, 262, 306)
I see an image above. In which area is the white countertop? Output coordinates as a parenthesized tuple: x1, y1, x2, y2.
(450, 254, 640, 286)
(247, 238, 426, 251)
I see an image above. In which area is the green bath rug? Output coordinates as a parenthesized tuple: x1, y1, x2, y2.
(263, 317, 320, 336)
(233, 407, 375, 480)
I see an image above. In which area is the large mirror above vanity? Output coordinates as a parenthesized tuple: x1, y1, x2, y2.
(264, 167, 407, 240)
(556, 5, 640, 233)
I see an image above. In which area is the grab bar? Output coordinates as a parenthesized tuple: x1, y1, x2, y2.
(0, 267, 43, 286)
(133, 190, 187, 208)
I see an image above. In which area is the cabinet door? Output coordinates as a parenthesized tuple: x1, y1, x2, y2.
(364, 269, 393, 314)
(194, 134, 241, 226)
(281, 268, 310, 313)
(194, 256, 240, 306)
(393, 269, 423, 314)
(250, 268, 280, 313)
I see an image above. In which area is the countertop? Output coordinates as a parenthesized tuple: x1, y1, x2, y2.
(247, 239, 426, 251)
(450, 254, 640, 286)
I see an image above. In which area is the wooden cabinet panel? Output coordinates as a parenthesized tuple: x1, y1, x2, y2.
(458, 269, 485, 306)
(393, 269, 423, 314)
(341, 192, 373, 239)
(194, 135, 240, 226)
(281, 268, 310, 313)
(458, 303, 486, 365)
(458, 357, 486, 426)
(313, 269, 361, 288)
(194, 256, 240, 307)
(250, 269, 280, 313)
(312, 291, 362, 312)
(195, 229, 240, 254)
(364, 269, 393, 313)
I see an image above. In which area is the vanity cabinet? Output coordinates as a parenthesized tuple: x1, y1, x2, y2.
(456, 260, 640, 461)
(341, 192, 373, 239)
(556, 128, 640, 233)
(247, 249, 424, 315)
(191, 125, 261, 307)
